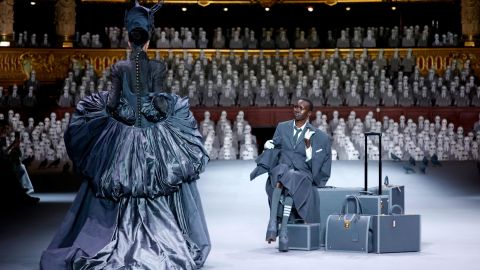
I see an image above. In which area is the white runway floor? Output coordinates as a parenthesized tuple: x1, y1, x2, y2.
(196, 160, 480, 270)
(1, 160, 480, 270)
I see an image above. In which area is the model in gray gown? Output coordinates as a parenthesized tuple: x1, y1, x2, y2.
(40, 1, 210, 269)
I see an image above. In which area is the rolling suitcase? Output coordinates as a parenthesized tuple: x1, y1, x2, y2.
(372, 205, 421, 253)
(353, 132, 390, 215)
(365, 132, 405, 211)
(325, 195, 373, 253)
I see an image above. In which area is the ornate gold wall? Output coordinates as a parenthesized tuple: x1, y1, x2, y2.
(0, 48, 479, 85)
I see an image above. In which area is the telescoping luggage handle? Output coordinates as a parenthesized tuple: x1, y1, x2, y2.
(364, 132, 382, 195)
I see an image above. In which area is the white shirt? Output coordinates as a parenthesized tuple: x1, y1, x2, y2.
(293, 121, 313, 161)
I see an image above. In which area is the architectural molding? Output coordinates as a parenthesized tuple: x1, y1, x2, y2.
(0, 48, 478, 84)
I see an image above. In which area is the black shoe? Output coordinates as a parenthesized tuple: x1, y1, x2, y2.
(278, 231, 289, 252)
(266, 220, 277, 243)
(23, 195, 40, 205)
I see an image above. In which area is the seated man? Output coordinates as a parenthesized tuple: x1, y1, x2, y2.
(250, 98, 332, 252)
(471, 87, 480, 107)
(398, 90, 414, 107)
(255, 88, 271, 107)
(363, 89, 380, 107)
(435, 87, 452, 107)
(326, 89, 343, 107)
(273, 84, 289, 107)
(473, 113, 480, 133)
(345, 90, 361, 107)
(336, 30, 350, 48)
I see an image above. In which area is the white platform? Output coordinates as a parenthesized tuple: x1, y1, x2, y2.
(197, 160, 480, 270)
(1, 160, 479, 270)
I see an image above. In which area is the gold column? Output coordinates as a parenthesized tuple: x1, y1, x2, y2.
(461, 0, 480, 47)
(55, 0, 76, 48)
(0, 0, 14, 46)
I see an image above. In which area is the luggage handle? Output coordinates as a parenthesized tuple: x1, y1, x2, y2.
(389, 204, 404, 215)
(341, 195, 363, 215)
(364, 132, 382, 195)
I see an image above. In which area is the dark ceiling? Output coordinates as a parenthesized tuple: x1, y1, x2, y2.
(13, 0, 461, 38)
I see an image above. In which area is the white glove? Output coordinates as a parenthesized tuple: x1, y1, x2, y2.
(304, 129, 315, 140)
(264, 139, 275, 150)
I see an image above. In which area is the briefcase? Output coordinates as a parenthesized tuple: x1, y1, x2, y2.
(287, 223, 320, 250)
(317, 186, 364, 246)
(325, 195, 373, 253)
(372, 205, 421, 253)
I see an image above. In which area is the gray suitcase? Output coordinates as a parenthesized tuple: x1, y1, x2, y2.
(318, 132, 397, 246)
(369, 185, 405, 212)
(355, 195, 389, 215)
(347, 132, 390, 216)
(325, 196, 373, 253)
(317, 187, 364, 246)
(287, 223, 320, 250)
(365, 132, 405, 211)
(372, 205, 421, 253)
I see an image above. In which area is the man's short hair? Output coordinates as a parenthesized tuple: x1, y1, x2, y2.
(298, 97, 314, 112)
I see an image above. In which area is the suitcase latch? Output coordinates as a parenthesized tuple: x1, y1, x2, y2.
(344, 220, 351, 229)
(392, 219, 396, 228)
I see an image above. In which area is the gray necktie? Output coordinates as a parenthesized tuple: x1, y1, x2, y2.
(293, 127, 301, 143)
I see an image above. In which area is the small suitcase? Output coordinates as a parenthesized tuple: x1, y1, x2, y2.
(325, 195, 373, 253)
(287, 223, 320, 250)
(372, 205, 421, 253)
(369, 185, 405, 212)
(355, 194, 389, 215)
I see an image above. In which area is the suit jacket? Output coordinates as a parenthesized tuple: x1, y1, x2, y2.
(271, 120, 332, 188)
(250, 119, 331, 222)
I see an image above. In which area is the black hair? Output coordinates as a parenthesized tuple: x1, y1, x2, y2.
(128, 28, 149, 47)
(298, 97, 314, 112)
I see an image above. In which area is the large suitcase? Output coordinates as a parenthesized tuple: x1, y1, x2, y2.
(287, 223, 321, 250)
(325, 195, 373, 253)
(372, 205, 421, 253)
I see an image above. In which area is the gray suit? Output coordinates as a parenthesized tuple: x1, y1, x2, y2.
(436, 96, 452, 107)
(471, 95, 480, 107)
(251, 120, 332, 223)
